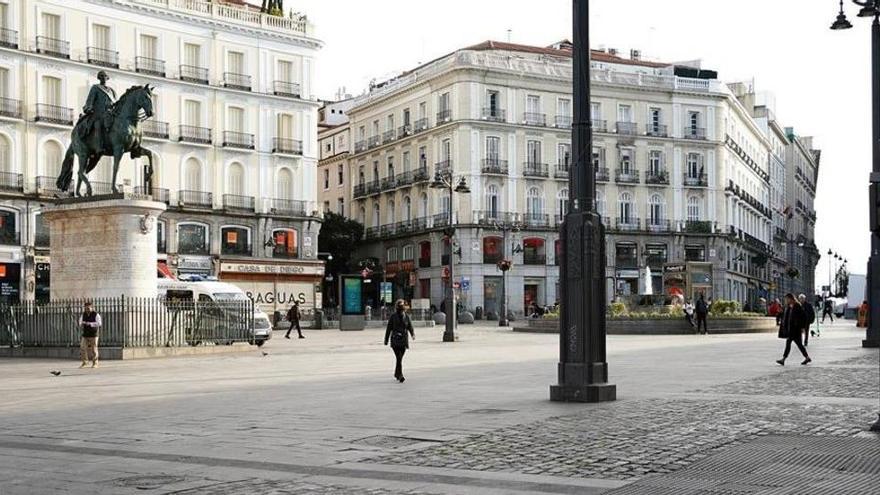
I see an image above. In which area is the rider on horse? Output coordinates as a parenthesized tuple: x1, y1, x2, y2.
(76, 70, 116, 153)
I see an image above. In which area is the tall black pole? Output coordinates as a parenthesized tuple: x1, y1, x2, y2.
(444, 184, 456, 342)
(550, 0, 616, 402)
(867, 11, 880, 433)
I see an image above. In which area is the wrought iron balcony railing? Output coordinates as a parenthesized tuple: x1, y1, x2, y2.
(595, 167, 610, 182)
(591, 119, 607, 132)
(36, 36, 69, 58)
(354, 140, 367, 153)
(684, 220, 714, 234)
(398, 124, 412, 138)
(646, 124, 668, 137)
(0, 97, 22, 119)
(273, 80, 301, 98)
(87, 47, 119, 68)
(482, 158, 509, 175)
(683, 127, 707, 140)
(683, 173, 708, 187)
(615, 217, 641, 232)
(412, 118, 429, 134)
(353, 183, 366, 199)
(35, 104, 73, 125)
(555, 115, 572, 128)
(179, 125, 212, 144)
(523, 112, 546, 126)
(435, 160, 453, 174)
(272, 138, 303, 155)
(380, 176, 396, 192)
(222, 131, 255, 150)
(554, 163, 570, 179)
(223, 194, 255, 212)
(367, 135, 380, 149)
(224, 72, 252, 91)
(270, 198, 307, 217)
(382, 129, 396, 144)
(645, 218, 671, 233)
(133, 186, 170, 204)
(0, 28, 18, 49)
(475, 210, 517, 225)
(141, 120, 170, 140)
(136, 56, 166, 77)
(615, 168, 640, 184)
(616, 121, 638, 135)
(178, 190, 213, 208)
(523, 162, 549, 178)
(523, 253, 547, 265)
(395, 171, 414, 188)
(482, 108, 506, 122)
(0, 171, 23, 192)
(36, 176, 61, 196)
(644, 170, 669, 185)
(522, 213, 551, 228)
(436, 109, 452, 124)
(413, 166, 430, 183)
(180, 64, 209, 84)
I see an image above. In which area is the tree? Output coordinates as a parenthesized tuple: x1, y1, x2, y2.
(318, 213, 365, 303)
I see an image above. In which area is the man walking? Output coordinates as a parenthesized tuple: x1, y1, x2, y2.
(284, 301, 304, 339)
(776, 293, 811, 366)
(799, 294, 815, 345)
(683, 300, 696, 331)
(79, 301, 101, 368)
(384, 299, 415, 383)
(695, 294, 709, 335)
(821, 297, 834, 323)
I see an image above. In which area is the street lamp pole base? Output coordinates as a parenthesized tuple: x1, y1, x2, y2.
(550, 383, 617, 403)
(498, 319, 509, 327)
(863, 338, 880, 348)
(871, 414, 880, 432)
(442, 331, 455, 342)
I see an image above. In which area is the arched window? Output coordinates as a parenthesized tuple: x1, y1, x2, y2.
(228, 162, 245, 195)
(185, 157, 202, 191)
(272, 228, 298, 258)
(402, 244, 415, 261)
(0, 208, 17, 244)
(387, 200, 396, 225)
(483, 236, 503, 264)
(42, 140, 63, 178)
(687, 196, 701, 221)
(557, 188, 569, 217)
(277, 168, 293, 200)
(686, 152, 703, 179)
(523, 238, 546, 265)
(359, 206, 366, 225)
(177, 222, 209, 255)
(157, 221, 166, 253)
(526, 187, 543, 217)
(486, 184, 500, 217)
(419, 192, 428, 218)
(596, 189, 606, 216)
(618, 191, 634, 223)
(648, 193, 665, 225)
(403, 196, 412, 222)
(386, 247, 399, 263)
(554, 239, 562, 266)
(221, 226, 251, 256)
(372, 203, 380, 227)
(418, 241, 431, 267)
(0, 135, 11, 173)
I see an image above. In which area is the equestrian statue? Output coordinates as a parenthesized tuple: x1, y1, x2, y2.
(56, 71, 156, 197)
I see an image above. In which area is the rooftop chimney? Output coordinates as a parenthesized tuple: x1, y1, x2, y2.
(630, 49, 641, 61)
(608, 47, 618, 57)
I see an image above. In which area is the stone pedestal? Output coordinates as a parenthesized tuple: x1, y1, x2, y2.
(42, 195, 167, 301)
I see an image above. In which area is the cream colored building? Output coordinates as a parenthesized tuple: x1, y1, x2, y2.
(337, 41, 816, 315)
(0, 0, 324, 311)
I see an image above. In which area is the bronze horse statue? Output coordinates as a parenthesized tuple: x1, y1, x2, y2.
(56, 84, 155, 196)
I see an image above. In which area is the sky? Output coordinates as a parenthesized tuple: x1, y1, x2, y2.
(283, 0, 870, 290)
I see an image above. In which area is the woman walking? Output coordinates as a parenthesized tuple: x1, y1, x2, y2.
(384, 299, 415, 383)
(776, 293, 811, 366)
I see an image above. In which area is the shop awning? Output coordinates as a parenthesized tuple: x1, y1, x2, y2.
(157, 261, 175, 280)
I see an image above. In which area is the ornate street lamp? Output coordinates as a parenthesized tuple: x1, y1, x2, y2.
(829, 0, 880, 431)
(430, 171, 470, 342)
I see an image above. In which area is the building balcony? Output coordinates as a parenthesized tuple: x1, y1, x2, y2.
(395, 171, 415, 188)
(522, 213, 550, 228)
(0, 172, 23, 192)
(596, 167, 610, 182)
(646, 124, 668, 137)
(354, 140, 367, 153)
(180, 64, 209, 84)
(270, 198, 307, 217)
(136, 56, 166, 77)
(644, 170, 669, 185)
(35, 36, 69, 59)
(591, 119, 607, 132)
(435, 160, 452, 174)
(177, 190, 213, 209)
(223, 194, 255, 212)
(364, 226, 380, 240)
(615, 217, 641, 232)
(475, 210, 517, 226)
(34, 104, 73, 126)
(615, 256, 639, 270)
(273, 80, 301, 98)
(482, 158, 509, 175)
(365, 179, 381, 195)
(0, 230, 20, 246)
(179, 125, 212, 144)
(684, 220, 714, 234)
(523, 162, 549, 178)
(222, 131, 255, 150)
(223, 72, 252, 91)
(0, 97, 22, 119)
(129, 0, 310, 36)
(133, 186, 170, 204)
(482, 108, 506, 122)
(0, 28, 18, 49)
(433, 212, 450, 227)
(523, 253, 547, 265)
(555, 115, 572, 129)
(683, 127, 707, 140)
(382, 129, 396, 144)
(523, 112, 546, 126)
(89, 181, 117, 196)
(268, 137, 301, 156)
(615, 168, 640, 184)
(380, 176, 396, 192)
(743, 231, 769, 252)
(683, 173, 708, 187)
(35, 176, 61, 196)
(413, 166, 430, 183)
(436, 109, 452, 124)
(87, 47, 119, 68)
(413, 118, 429, 134)
(616, 121, 638, 136)
(367, 135, 380, 149)
(554, 163, 570, 179)
(398, 124, 412, 138)
(353, 183, 366, 199)
(645, 219, 671, 233)
(141, 120, 170, 140)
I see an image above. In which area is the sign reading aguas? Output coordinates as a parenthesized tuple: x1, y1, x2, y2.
(220, 262, 324, 276)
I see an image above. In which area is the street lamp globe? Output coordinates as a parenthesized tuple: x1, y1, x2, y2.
(857, 4, 879, 18)
(454, 177, 470, 193)
(429, 172, 445, 188)
(831, 0, 854, 29)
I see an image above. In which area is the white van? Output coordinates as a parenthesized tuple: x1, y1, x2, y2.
(157, 279, 274, 346)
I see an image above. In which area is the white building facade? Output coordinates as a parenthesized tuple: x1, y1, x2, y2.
(0, 0, 324, 312)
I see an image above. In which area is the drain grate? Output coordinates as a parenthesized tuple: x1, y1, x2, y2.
(114, 474, 187, 490)
(462, 408, 517, 415)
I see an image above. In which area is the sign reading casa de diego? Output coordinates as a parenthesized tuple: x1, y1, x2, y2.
(220, 262, 324, 276)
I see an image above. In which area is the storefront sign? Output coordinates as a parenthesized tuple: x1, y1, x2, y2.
(229, 279, 316, 314)
(0, 262, 20, 304)
(220, 262, 324, 276)
(34, 256, 50, 264)
(178, 256, 213, 272)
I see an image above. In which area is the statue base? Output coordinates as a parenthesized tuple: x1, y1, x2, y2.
(42, 194, 166, 301)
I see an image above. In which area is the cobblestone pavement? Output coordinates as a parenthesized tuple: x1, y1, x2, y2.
(164, 480, 442, 495)
(831, 352, 880, 366)
(370, 398, 875, 481)
(702, 365, 879, 398)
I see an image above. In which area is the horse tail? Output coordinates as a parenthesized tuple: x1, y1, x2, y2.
(55, 146, 75, 192)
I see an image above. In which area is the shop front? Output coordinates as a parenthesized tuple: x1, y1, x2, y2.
(218, 260, 324, 316)
(174, 255, 214, 277)
(0, 260, 21, 305)
(663, 262, 714, 301)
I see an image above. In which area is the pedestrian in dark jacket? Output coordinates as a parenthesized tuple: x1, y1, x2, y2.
(384, 299, 415, 383)
(798, 294, 815, 345)
(821, 298, 834, 323)
(284, 301, 304, 339)
(695, 295, 709, 335)
(776, 293, 811, 366)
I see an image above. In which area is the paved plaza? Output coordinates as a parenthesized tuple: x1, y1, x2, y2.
(0, 320, 877, 494)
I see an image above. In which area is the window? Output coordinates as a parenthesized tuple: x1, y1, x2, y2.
(685, 244, 706, 262)
(617, 104, 632, 123)
(184, 43, 201, 67)
(228, 162, 244, 195)
(221, 226, 251, 256)
(523, 238, 546, 265)
(277, 168, 293, 200)
(486, 136, 500, 161)
(402, 245, 415, 261)
(387, 156, 394, 178)
(386, 114, 394, 132)
(688, 111, 700, 130)
(441, 139, 452, 162)
(184, 100, 202, 126)
(483, 236, 503, 264)
(359, 207, 366, 225)
(228, 107, 245, 133)
(372, 203, 380, 227)
(649, 107, 661, 132)
(92, 24, 111, 50)
(323, 169, 329, 189)
(403, 196, 412, 221)
(387, 200, 395, 225)
(615, 243, 638, 269)
(590, 102, 600, 121)
(527, 95, 540, 114)
(648, 194, 664, 224)
(140, 34, 158, 59)
(184, 157, 202, 191)
(527, 140, 541, 164)
(337, 198, 344, 216)
(371, 120, 379, 137)
(439, 92, 450, 112)
(0, 135, 9, 173)
(418, 146, 427, 169)
(41, 76, 61, 105)
(0, 68, 7, 98)
(619, 148, 633, 172)
(386, 247, 399, 263)
(645, 244, 667, 270)
(487, 90, 501, 115)
(687, 196, 701, 221)
(402, 151, 411, 172)
(157, 221, 166, 253)
(277, 60, 294, 83)
(178, 223, 209, 255)
(418, 101, 427, 120)
(0, 4, 8, 29)
(41, 13, 61, 39)
(649, 150, 663, 175)
(526, 187, 543, 216)
(272, 229, 298, 258)
(42, 140, 63, 177)
(486, 184, 500, 216)
(596, 189, 606, 216)
(403, 108, 411, 126)
(420, 192, 428, 217)
(337, 164, 344, 185)
(227, 51, 244, 74)
(419, 241, 431, 268)
(592, 147, 605, 168)
(557, 98, 571, 117)
(558, 143, 571, 168)
(440, 195, 451, 215)
(686, 152, 703, 178)
(358, 126, 365, 141)
(357, 165, 365, 185)
(372, 161, 379, 182)
(618, 192, 633, 222)
(0, 209, 17, 244)
(277, 113, 294, 139)
(557, 189, 569, 216)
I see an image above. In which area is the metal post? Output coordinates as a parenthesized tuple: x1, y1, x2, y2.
(550, 0, 616, 402)
(499, 226, 509, 327)
(867, 13, 880, 350)
(443, 184, 456, 342)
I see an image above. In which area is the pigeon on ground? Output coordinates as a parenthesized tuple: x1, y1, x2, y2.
(49, 370, 61, 376)
(261, 351, 269, 357)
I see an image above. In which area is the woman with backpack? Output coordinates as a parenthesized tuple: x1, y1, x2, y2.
(384, 299, 415, 383)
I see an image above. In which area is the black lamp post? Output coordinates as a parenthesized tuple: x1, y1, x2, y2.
(830, 0, 880, 432)
(550, 0, 616, 402)
(430, 171, 470, 342)
(493, 220, 521, 327)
